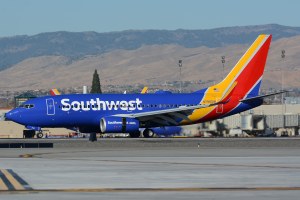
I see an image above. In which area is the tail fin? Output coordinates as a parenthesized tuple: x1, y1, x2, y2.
(50, 88, 61, 96)
(190, 35, 272, 123)
(141, 87, 148, 94)
(206, 34, 272, 102)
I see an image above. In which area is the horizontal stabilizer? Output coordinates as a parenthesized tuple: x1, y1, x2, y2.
(240, 91, 288, 103)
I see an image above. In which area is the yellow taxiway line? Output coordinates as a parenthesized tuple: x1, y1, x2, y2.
(0, 169, 32, 191)
(1, 186, 300, 193)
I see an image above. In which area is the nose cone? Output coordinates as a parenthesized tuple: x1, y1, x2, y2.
(5, 109, 20, 122)
(4, 113, 8, 121)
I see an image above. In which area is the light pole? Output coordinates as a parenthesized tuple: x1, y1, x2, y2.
(178, 60, 182, 93)
(221, 56, 225, 79)
(281, 50, 285, 113)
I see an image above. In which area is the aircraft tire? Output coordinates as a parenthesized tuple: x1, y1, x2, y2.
(36, 132, 43, 138)
(143, 129, 155, 138)
(129, 132, 140, 138)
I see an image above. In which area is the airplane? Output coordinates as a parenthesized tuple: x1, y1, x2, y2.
(5, 34, 284, 138)
(48, 86, 180, 137)
(50, 88, 61, 96)
(141, 87, 148, 94)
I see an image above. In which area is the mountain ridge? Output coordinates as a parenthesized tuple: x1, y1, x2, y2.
(1, 24, 300, 71)
(0, 34, 299, 91)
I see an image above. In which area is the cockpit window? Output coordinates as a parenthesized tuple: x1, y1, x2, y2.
(19, 104, 34, 109)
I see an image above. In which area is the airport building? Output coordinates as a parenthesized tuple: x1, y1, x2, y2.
(194, 104, 300, 137)
(14, 92, 37, 107)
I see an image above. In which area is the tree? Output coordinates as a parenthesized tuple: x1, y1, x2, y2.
(90, 69, 102, 93)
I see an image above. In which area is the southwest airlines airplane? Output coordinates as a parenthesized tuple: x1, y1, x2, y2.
(5, 34, 282, 137)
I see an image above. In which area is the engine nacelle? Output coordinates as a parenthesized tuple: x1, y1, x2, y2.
(100, 116, 140, 133)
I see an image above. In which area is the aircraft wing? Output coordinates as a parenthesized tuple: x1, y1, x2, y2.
(113, 101, 221, 126)
(113, 81, 235, 126)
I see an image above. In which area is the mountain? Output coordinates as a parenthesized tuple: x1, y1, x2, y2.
(0, 34, 299, 91)
(1, 24, 300, 71)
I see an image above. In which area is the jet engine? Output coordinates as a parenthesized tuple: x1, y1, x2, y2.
(100, 116, 140, 133)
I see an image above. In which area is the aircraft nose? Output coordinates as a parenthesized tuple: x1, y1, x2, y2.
(4, 111, 12, 121)
(4, 112, 8, 121)
(5, 109, 19, 122)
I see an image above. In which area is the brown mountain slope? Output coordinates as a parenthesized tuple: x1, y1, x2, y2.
(0, 36, 299, 91)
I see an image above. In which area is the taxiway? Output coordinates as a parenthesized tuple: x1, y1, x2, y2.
(0, 138, 300, 200)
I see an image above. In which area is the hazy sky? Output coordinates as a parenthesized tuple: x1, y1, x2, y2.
(1, 0, 299, 37)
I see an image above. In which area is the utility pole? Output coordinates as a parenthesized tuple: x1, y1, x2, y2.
(178, 60, 182, 93)
(281, 50, 285, 113)
(221, 56, 225, 79)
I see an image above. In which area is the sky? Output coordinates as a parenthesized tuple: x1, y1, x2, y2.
(0, 0, 300, 37)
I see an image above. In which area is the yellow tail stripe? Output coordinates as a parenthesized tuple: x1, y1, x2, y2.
(221, 81, 237, 101)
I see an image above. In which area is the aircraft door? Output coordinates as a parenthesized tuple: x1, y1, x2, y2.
(46, 98, 55, 115)
(216, 98, 223, 114)
(216, 104, 223, 114)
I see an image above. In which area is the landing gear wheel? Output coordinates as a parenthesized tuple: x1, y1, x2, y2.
(129, 132, 140, 138)
(143, 129, 155, 138)
(36, 132, 43, 138)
